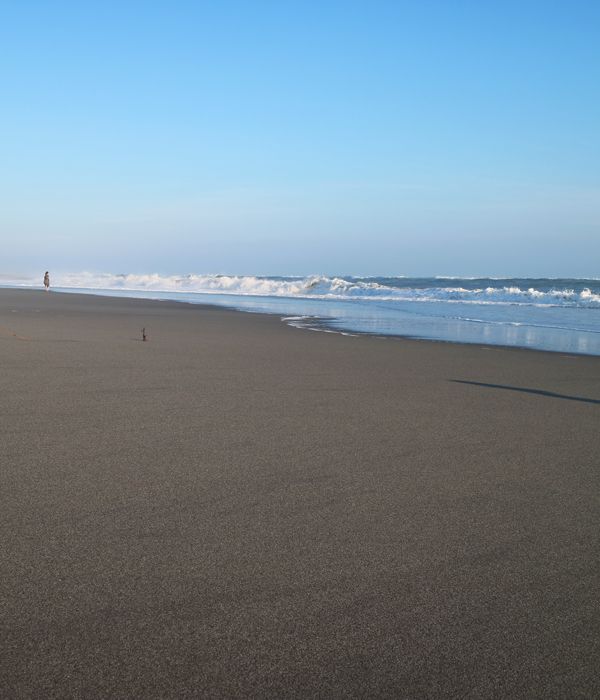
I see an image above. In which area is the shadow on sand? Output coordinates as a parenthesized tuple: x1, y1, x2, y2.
(451, 380, 600, 405)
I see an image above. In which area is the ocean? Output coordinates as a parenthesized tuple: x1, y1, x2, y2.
(3, 273, 600, 355)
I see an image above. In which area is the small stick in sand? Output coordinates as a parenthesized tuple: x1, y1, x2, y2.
(142, 327, 147, 341)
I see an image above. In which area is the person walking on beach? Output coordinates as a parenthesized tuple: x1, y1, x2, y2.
(43, 271, 50, 291)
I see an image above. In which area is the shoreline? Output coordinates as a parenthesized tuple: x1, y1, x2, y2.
(2, 288, 599, 697)
(3, 285, 599, 358)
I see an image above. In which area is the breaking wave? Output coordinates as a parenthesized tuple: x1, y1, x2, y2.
(40, 272, 600, 308)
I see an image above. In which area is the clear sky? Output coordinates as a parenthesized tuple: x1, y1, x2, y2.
(2, 1, 599, 277)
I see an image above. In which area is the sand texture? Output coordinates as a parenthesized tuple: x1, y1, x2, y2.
(2, 289, 599, 698)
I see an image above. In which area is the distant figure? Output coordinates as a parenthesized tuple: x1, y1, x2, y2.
(142, 327, 147, 342)
(43, 271, 50, 291)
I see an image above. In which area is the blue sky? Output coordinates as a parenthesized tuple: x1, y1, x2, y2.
(2, 1, 599, 277)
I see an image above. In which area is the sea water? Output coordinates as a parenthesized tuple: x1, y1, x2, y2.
(3, 273, 600, 356)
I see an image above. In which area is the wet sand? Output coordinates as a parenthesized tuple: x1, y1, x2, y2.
(2, 289, 599, 698)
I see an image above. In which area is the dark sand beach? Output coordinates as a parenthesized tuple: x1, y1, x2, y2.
(2, 289, 599, 698)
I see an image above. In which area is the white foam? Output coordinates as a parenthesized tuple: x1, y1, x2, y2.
(4, 271, 600, 308)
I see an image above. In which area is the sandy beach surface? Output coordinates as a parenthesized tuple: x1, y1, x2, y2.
(2, 289, 599, 699)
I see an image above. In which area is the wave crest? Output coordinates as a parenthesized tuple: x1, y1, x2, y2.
(13, 272, 600, 308)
